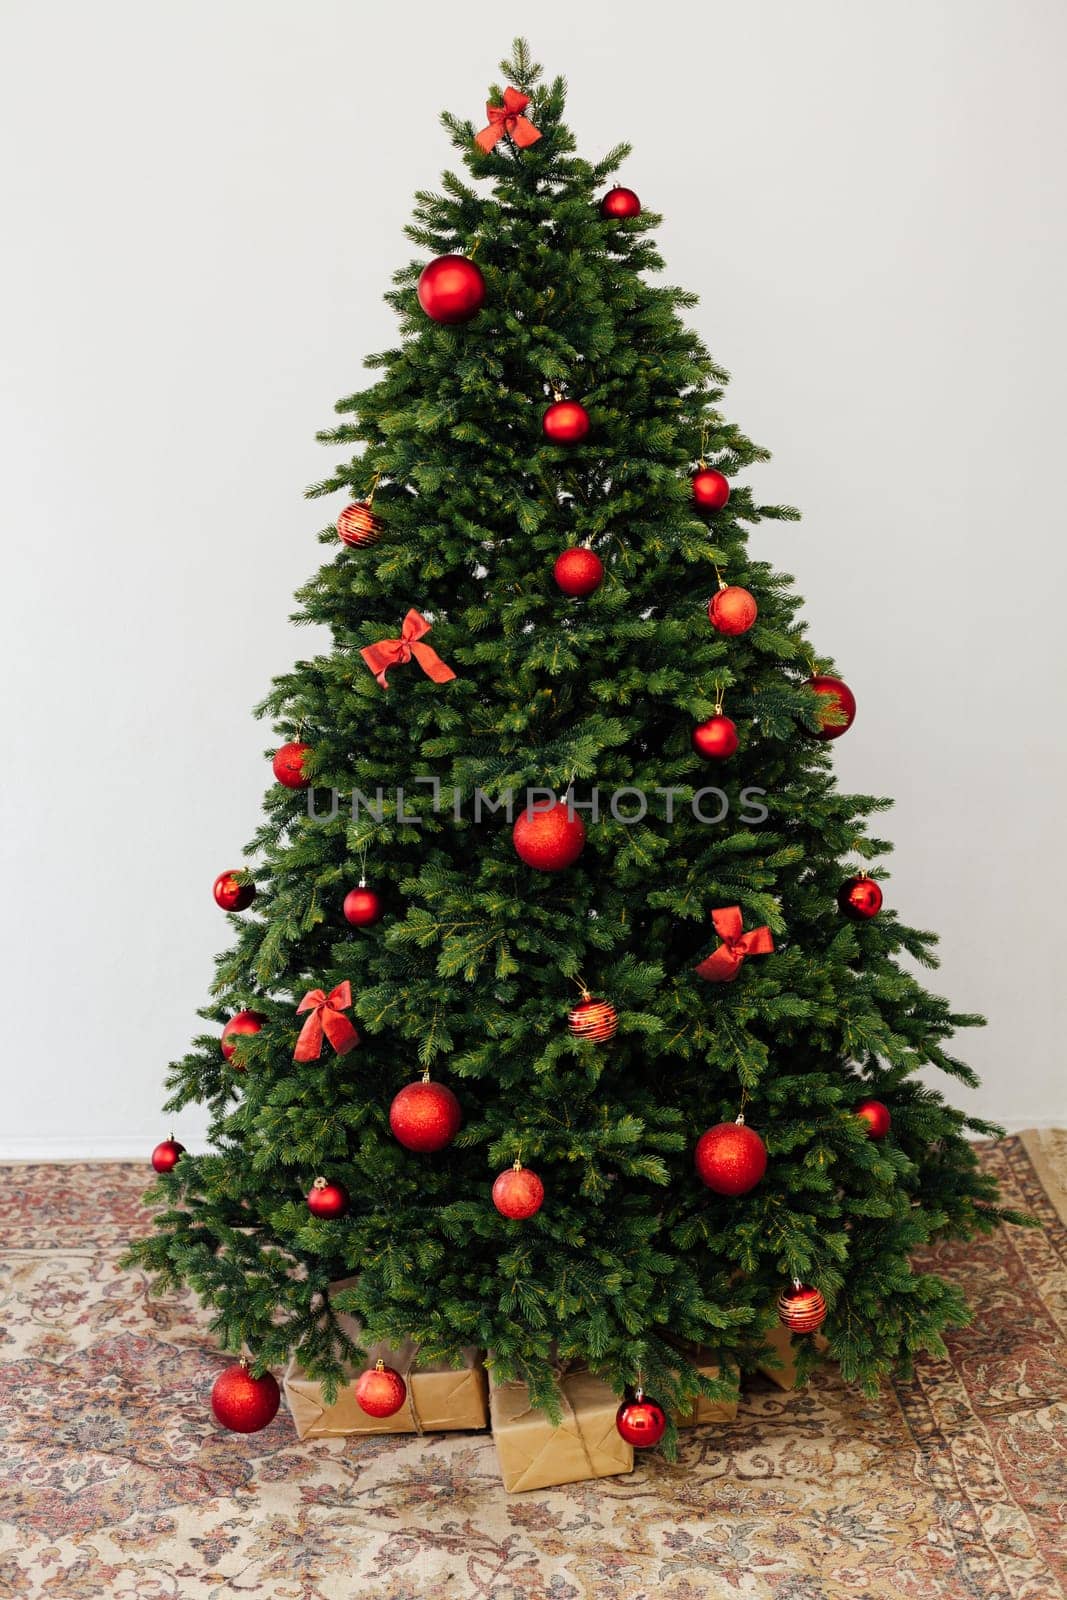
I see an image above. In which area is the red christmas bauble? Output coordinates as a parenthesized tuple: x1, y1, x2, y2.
(806, 675, 856, 740)
(709, 586, 757, 637)
(554, 546, 604, 597)
(692, 468, 730, 510)
(221, 1009, 267, 1063)
(492, 1163, 545, 1219)
(389, 1079, 462, 1152)
(151, 1137, 184, 1174)
(272, 741, 311, 789)
(307, 1176, 349, 1218)
(416, 254, 486, 324)
(856, 1099, 892, 1139)
(777, 1283, 828, 1334)
(211, 1362, 280, 1433)
(355, 1362, 408, 1418)
(615, 1392, 667, 1448)
(344, 886, 384, 926)
(692, 715, 738, 760)
(600, 185, 641, 219)
(337, 501, 384, 548)
(694, 1121, 768, 1196)
(568, 996, 618, 1043)
(838, 876, 883, 920)
(542, 400, 590, 444)
(512, 802, 586, 871)
(214, 871, 255, 912)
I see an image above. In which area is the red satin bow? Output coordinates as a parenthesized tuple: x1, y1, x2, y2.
(294, 981, 360, 1061)
(360, 609, 457, 691)
(474, 87, 542, 153)
(693, 907, 775, 983)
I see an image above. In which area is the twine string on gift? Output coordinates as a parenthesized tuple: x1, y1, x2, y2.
(501, 1356, 599, 1480)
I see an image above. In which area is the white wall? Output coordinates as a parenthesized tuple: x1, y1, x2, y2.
(1, 0, 1064, 1156)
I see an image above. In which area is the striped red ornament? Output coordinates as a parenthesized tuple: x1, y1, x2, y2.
(337, 501, 383, 548)
(777, 1281, 827, 1334)
(568, 995, 618, 1043)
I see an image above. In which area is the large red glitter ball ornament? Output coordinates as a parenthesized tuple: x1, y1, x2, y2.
(542, 400, 590, 444)
(307, 1176, 349, 1218)
(492, 1163, 545, 1219)
(838, 876, 883, 921)
(709, 585, 758, 637)
(337, 501, 384, 548)
(272, 741, 311, 789)
(694, 1121, 768, 1196)
(211, 1362, 280, 1433)
(568, 996, 618, 1043)
(615, 1391, 667, 1448)
(221, 1009, 267, 1063)
(151, 1137, 184, 1174)
(355, 1361, 408, 1418)
(692, 468, 730, 510)
(554, 546, 604, 597)
(806, 675, 856, 740)
(855, 1099, 892, 1140)
(214, 871, 255, 912)
(600, 185, 641, 219)
(777, 1283, 828, 1334)
(512, 801, 586, 872)
(343, 885, 384, 927)
(416, 254, 486, 324)
(389, 1079, 462, 1152)
(692, 715, 739, 760)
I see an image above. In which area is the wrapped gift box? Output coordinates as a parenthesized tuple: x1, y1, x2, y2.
(669, 1341, 740, 1427)
(757, 1322, 829, 1391)
(489, 1363, 633, 1493)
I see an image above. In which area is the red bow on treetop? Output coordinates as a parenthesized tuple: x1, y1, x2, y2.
(693, 907, 775, 983)
(294, 981, 360, 1062)
(360, 609, 457, 691)
(474, 87, 542, 153)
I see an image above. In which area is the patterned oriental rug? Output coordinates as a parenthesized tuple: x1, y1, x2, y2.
(0, 1132, 1064, 1600)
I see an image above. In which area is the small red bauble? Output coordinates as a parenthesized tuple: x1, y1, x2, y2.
(615, 1390, 667, 1448)
(492, 1162, 545, 1219)
(709, 585, 758, 636)
(337, 501, 384, 548)
(214, 871, 255, 912)
(272, 741, 311, 788)
(554, 546, 604, 597)
(151, 1137, 184, 1174)
(692, 715, 739, 760)
(221, 1009, 267, 1063)
(416, 254, 486, 324)
(806, 675, 856, 740)
(600, 185, 641, 219)
(389, 1078, 463, 1152)
(777, 1282, 828, 1334)
(307, 1176, 349, 1218)
(694, 1120, 768, 1196)
(856, 1099, 892, 1140)
(343, 885, 384, 926)
(512, 801, 586, 872)
(838, 876, 883, 920)
(542, 400, 590, 444)
(211, 1362, 280, 1433)
(692, 468, 730, 510)
(355, 1360, 408, 1418)
(568, 996, 618, 1043)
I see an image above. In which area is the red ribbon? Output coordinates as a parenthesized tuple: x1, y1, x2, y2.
(294, 981, 360, 1061)
(474, 87, 542, 153)
(693, 907, 775, 983)
(360, 609, 457, 691)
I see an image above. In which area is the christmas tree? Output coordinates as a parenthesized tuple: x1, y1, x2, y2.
(127, 40, 1023, 1445)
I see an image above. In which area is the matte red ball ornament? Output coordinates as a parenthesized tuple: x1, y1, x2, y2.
(838, 876, 883, 921)
(692, 715, 739, 760)
(221, 1009, 267, 1063)
(307, 1176, 350, 1218)
(337, 501, 384, 548)
(777, 1282, 828, 1334)
(856, 1099, 892, 1140)
(542, 400, 590, 444)
(615, 1389, 667, 1448)
(272, 741, 311, 789)
(512, 801, 586, 872)
(416, 254, 486, 324)
(554, 546, 604, 597)
(211, 1361, 280, 1433)
(600, 185, 641, 219)
(694, 1119, 768, 1196)
(151, 1137, 184, 1174)
(214, 871, 255, 912)
(568, 996, 618, 1043)
(343, 885, 384, 926)
(492, 1162, 545, 1219)
(355, 1360, 408, 1418)
(389, 1078, 462, 1152)
(709, 585, 758, 636)
(806, 675, 856, 740)
(692, 468, 730, 510)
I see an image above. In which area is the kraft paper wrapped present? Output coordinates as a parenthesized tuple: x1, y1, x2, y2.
(669, 1341, 740, 1427)
(489, 1363, 634, 1493)
(757, 1322, 830, 1391)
